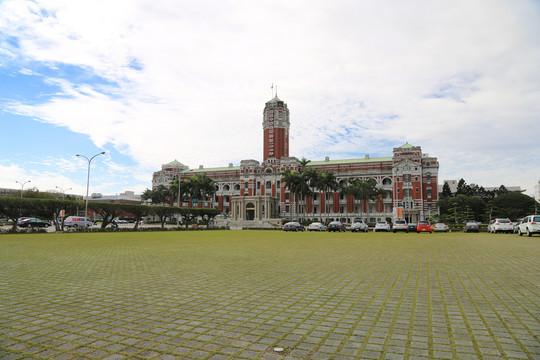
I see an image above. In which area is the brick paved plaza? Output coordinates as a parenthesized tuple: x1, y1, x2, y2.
(1, 231, 539, 359)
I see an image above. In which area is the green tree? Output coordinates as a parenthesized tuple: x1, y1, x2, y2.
(304, 167, 320, 219)
(151, 205, 179, 228)
(188, 174, 216, 205)
(298, 157, 311, 173)
(490, 192, 536, 219)
(317, 171, 338, 221)
(441, 182, 452, 198)
(282, 168, 303, 220)
(88, 202, 123, 228)
(121, 204, 151, 230)
(141, 185, 170, 205)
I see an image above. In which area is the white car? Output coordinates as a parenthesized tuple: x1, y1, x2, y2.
(374, 221, 390, 232)
(517, 215, 540, 237)
(350, 220, 369, 232)
(487, 218, 513, 233)
(433, 223, 449, 232)
(392, 219, 408, 233)
(308, 222, 327, 231)
(63, 216, 93, 228)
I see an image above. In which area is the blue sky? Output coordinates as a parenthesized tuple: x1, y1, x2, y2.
(1, 0, 539, 198)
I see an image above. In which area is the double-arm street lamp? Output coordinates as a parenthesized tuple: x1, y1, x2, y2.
(76, 152, 105, 220)
(15, 180, 31, 198)
(56, 186, 72, 199)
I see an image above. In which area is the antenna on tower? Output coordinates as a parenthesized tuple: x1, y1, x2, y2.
(271, 83, 274, 98)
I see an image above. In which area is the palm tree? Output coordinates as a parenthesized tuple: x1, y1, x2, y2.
(282, 168, 302, 221)
(186, 173, 216, 207)
(304, 167, 319, 220)
(297, 172, 313, 221)
(317, 171, 337, 222)
(141, 185, 169, 205)
(298, 157, 311, 173)
(343, 177, 379, 220)
(169, 177, 189, 207)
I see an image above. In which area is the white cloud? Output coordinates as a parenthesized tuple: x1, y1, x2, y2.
(0, 0, 539, 195)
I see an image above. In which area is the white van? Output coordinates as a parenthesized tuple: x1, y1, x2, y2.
(64, 216, 93, 228)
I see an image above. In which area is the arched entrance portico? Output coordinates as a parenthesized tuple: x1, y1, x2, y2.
(231, 195, 279, 221)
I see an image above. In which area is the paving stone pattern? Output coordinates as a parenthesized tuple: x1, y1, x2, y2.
(0, 231, 539, 359)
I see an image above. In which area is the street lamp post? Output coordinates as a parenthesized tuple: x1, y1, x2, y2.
(176, 176, 182, 226)
(56, 186, 72, 199)
(15, 180, 31, 198)
(76, 152, 105, 221)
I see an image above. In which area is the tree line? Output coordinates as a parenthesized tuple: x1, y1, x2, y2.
(141, 173, 216, 207)
(281, 158, 385, 221)
(0, 197, 220, 232)
(438, 179, 538, 223)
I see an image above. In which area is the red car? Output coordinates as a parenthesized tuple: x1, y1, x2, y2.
(417, 220, 432, 233)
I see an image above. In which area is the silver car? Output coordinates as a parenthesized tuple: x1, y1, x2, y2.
(392, 219, 408, 233)
(350, 220, 369, 232)
(374, 221, 390, 232)
(308, 222, 327, 231)
(487, 218, 513, 233)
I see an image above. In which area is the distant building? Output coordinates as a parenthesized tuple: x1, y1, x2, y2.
(86, 191, 141, 204)
(152, 94, 440, 224)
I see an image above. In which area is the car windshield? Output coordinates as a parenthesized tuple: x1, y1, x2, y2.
(419, 221, 429, 225)
(498, 219, 510, 223)
(533, 217, 540, 222)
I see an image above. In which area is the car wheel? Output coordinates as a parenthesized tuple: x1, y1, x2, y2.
(518, 229, 523, 236)
(527, 228, 532, 237)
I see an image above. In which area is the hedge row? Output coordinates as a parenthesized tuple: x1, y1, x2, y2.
(0, 197, 220, 232)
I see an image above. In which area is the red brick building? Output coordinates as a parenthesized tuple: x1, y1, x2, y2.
(152, 95, 439, 224)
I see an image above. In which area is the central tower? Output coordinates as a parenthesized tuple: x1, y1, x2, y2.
(262, 94, 290, 161)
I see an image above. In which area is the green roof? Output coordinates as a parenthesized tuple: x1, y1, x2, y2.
(184, 166, 240, 173)
(309, 157, 393, 166)
(163, 159, 186, 167)
(398, 142, 416, 149)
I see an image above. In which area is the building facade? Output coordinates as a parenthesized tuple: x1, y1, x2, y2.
(152, 94, 439, 224)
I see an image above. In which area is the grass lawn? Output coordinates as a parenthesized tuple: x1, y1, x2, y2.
(0, 231, 539, 359)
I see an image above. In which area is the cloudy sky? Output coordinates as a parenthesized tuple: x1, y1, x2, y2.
(0, 0, 539, 197)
